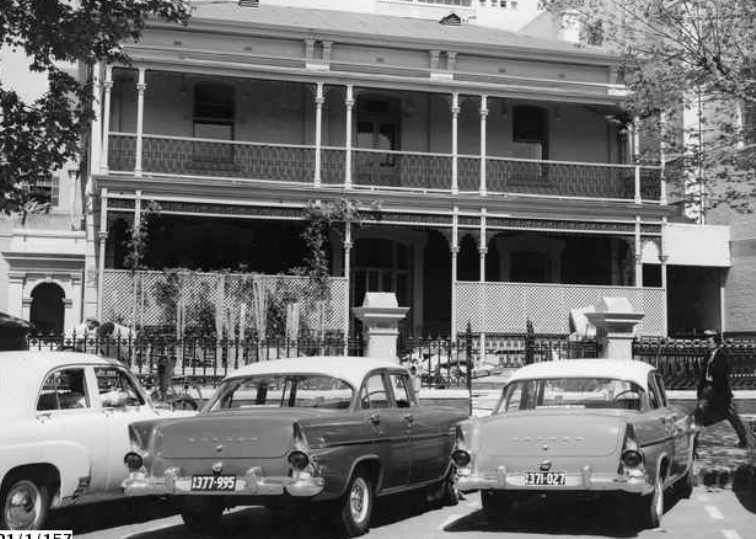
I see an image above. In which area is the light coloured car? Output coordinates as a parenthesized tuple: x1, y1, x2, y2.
(453, 359, 697, 530)
(0, 351, 192, 530)
(122, 356, 467, 537)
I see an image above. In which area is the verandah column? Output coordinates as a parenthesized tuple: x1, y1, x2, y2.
(89, 62, 103, 179)
(134, 67, 147, 177)
(632, 115, 641, 204)
(659, 111, 667, 205)
(451, 92, 459, 194)
(97, 188, 108, 320)
(100, 65, 113, 174)
(343, 221, 352, 356)
(450, 207, 459, 343)
(314, 81, 324, 186)
(478, 208, 487, 359)
(634, 216, 643, 287)
(479, 95, 488, 196)
(345, 84, 354, 188)
(660, 216, 669, 336)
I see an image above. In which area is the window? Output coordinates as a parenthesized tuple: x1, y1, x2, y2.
(496, 378, 645, 413)
(654, 374, 668, 407)
(512, 105, 549, 183)
(37, 368, 89, 411)
(193, 82, 235, 163)
(389, 372, 415, 408)
(94, 367, 145, 407)
(360, 373, 390, 409)
(30, 173, 60, 207)
(209, 374, 354, 410)
(647, 374, 661, 409)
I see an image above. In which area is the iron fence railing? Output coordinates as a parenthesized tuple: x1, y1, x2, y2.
(27, 333, 363, 387)
(108, 133, 662, 201)
(632, 336, 756, 390)
(399, 332, 598, 389)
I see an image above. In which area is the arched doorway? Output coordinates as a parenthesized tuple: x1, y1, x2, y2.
(30, 282, 65, 334)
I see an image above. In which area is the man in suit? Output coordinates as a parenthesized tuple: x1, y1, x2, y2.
(695, 330, 753, 448)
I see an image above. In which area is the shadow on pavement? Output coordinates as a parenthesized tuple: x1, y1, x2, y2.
(443, 497, 640, 538)
(48, 498, 179, 535)
(732, 463, 756, 513)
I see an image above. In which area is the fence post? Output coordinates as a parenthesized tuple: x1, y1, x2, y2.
(465, 321, 473, 416)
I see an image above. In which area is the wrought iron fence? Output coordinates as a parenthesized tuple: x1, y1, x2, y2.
(399, 332, 598, 388)
(28, 332, 364, 387)
(633, 336, 756, 390)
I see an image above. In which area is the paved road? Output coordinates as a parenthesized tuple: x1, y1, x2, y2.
(52, 485, 755, 539)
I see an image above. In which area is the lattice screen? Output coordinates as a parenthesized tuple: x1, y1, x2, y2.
(102, 270, 347, 337)
(456, 282, 666, 335)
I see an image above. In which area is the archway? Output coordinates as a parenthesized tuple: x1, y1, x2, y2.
(30, 282, 65, 334)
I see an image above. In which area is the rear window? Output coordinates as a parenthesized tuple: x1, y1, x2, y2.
(495, 377, 645, 413)
(208, 374, 354, 411)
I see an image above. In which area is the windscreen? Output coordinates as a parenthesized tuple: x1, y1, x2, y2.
(208, 374, 354, 411)
(495, 377, 645, 413)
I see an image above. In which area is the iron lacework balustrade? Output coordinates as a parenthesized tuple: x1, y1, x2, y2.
(107, 133, 663, 201)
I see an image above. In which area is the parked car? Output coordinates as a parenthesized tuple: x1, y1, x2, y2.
(453, 359, 697, 529)
(0, 351, 193, 530)
(122, 356, 468, 536)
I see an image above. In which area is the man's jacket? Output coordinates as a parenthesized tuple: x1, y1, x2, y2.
(697, 346, 733, 405)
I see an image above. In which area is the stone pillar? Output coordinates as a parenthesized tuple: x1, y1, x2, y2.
(353, 292, 409, 362)
(585, 297, 645, 359)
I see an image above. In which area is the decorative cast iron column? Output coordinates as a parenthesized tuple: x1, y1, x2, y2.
(479, 95, 488, 196)
(134, 67, 147, 177)
(100, 65, 113, 174)
(345, 84, 354, 188)
(314, 81, 324, 186)
(451, 92, 459, 194)
(97, 187, 108, 320)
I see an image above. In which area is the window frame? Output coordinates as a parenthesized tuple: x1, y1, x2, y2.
(359, 370, 393, 410)
(386, 370, 417, 409)
(93, 365, 147, 408)
(36, 366, 92, 413)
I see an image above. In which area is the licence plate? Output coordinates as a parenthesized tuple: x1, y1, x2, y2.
(523, 471, 566, 486)
(190, 475, 237, 491)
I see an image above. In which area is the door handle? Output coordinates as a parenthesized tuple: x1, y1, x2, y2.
(403, 414, 414, 424)
(368, 413, 380, 425)
(36, 412, 52, 422)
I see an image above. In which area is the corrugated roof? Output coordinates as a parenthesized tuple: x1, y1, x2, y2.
(188, 2, 610, 59)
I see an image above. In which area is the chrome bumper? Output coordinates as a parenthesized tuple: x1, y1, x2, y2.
(456, 466, 653, 495)
(122, 467, 324, 498)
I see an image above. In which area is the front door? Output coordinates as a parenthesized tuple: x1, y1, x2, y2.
(358, 372, 412, 490)
(93, 366, 158, 492)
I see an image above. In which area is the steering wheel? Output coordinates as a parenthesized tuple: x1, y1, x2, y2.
(613, 389, 640, 401)
(361, 390, 386, 408)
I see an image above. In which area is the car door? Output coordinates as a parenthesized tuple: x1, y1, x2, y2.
(653, 372, 692, 479)
(358, 371, 412, 490)
(35, 366, 110, 494)
(93, 365, 158, 492)
(387, 371, 447, 484)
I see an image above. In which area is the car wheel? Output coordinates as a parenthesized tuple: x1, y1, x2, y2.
(180, 499, 223, 534)
(637, 473, 664, 529)
(1, 477, 50, 530)
(338, 469, 374, 537)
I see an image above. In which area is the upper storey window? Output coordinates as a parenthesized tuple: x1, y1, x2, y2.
(193, 83, 235, 140)
(512, 105, 549, 160)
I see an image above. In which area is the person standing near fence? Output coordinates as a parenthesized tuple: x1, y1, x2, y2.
(694, 330, 753, 449)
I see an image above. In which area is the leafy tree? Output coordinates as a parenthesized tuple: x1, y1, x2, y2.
(0, 0, 190, 213)
(542, 0, 756, 212)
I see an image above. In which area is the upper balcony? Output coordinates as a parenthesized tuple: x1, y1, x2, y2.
(99, 69, 663, 203)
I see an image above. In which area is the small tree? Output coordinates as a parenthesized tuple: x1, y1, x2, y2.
(122, 201, 160, 333)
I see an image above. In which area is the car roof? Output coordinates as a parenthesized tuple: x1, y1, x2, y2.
(225, 356, 406, 389)
(0, 351, 122, 417)
(508, 359, 655, 390)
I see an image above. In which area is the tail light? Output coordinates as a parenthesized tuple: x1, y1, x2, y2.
(451, 449, 471, 467)
(620, 424, 645, 473)
(124, 451, 144, 471)
(289, 422, 318, 476)
(288, 450, 310, 470)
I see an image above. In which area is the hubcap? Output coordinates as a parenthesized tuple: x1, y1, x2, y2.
(349, 477, 370, 525)
(4, 482, 41, 530)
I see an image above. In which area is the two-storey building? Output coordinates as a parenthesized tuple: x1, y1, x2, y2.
(56, 1, 726, 342)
